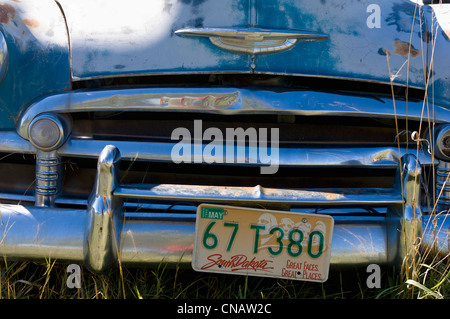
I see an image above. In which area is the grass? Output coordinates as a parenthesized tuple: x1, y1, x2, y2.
(0, 256, 448, 299)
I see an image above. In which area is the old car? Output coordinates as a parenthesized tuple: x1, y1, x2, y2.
(0, 0, 449, 282)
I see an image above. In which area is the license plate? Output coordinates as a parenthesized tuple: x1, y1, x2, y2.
(192, 204, 334, 282)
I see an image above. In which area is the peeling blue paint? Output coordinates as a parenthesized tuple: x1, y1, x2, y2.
(56, 0, 438, 93)
(0, 0, 71, 130)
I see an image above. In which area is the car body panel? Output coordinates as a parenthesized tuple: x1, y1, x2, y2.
(0, 0, 71, 130)
(57, 0, 252, 79)
(429, 4, 450, 109)
(55, 0, 450, 107)
(57, 0, 428, 88)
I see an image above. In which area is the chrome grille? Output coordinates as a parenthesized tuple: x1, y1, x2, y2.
(0, 113, 435, 216)
(0, 85, 447, 272)
(436, 162, 450, 208)
(1, 86, 440, 215)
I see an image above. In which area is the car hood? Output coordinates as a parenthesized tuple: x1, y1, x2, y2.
(57, 0, 431, 89)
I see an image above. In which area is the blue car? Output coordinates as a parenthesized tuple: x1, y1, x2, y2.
(0, 0, 449, 282)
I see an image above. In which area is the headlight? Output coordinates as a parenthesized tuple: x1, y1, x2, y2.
(435, 125, 450, 161)
(28, 113, 70, 151)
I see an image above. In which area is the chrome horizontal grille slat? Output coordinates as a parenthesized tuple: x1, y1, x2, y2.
(16, 87, 450, 140)
(114, 184, 403, 206)
(62, 140, 435, 167)
(0, 192, 86, 206)
(0, 131, 435, 167)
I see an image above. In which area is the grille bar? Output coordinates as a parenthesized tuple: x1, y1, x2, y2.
(114, 184, 403, 206)
(0, 131, 434, 167)
(436, 162, 450, 206)
(16, 87, 450, 140)
(59, 138, 435, 167)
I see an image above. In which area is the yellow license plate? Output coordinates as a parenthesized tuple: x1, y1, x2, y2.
(192, 204, 334, 282)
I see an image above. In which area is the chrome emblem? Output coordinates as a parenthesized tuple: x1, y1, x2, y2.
(175, 27, 328, 55)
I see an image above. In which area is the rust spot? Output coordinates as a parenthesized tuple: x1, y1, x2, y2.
(380, 40, 421, 58)
(166, 243, 194, 253)
(23, 18, 40, 28)
(0, 3, 16, 24)
(324, 193, 341, 200)
(392, 40, 421, 58)
(421, 30, 431, 44)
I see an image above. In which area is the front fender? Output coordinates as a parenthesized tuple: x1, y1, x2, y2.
(0, 0, 71, 130)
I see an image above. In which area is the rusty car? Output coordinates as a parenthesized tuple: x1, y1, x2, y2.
(0, 0, 449, 282)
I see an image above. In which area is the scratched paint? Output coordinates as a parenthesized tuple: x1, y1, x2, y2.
(57, 0, 250, 79)
(22, 18, 40, 29)
(25, 1, 450, 104)
(54, 0, 442, 95)
(0, 2, 16, 24)
(256, 0, 429, 90)
(0, 0, 71, 129)
(380, 40, 421, 58)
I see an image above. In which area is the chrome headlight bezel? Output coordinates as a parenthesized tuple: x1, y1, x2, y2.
(28, 113, 71, 151)
(434, 125, 450, 161)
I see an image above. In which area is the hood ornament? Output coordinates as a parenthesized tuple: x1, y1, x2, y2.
(175, 27, 328, 55)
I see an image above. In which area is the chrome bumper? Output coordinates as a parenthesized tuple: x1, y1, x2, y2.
(0, 144, 449, 272)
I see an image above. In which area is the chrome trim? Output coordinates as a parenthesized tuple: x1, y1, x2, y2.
(398, 154, 423, 269)
(422, 214, 450, 256)
(0, 131, 437, 167)
(0, 204, 446, 269)
(35, 150, 63, 207)
(85, 145, 123, 272)
(209, 37, 297, 55)
(0, 192, 87, 207)
(0, 131, 35, 154)
(16, 88, 450, 140)
(0, 146, 448, 273)
(436, 161, 450, 208)
(62, 140, 435, 167)
(114, 184, 403, 206)
(175, 27, 328, 55)
(329, 216, 387, 267)
(0, 31, 8, 82)
(434, 124, 450, 161)
(0, 205, 87, 262)
(28, 113, 72, 151)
